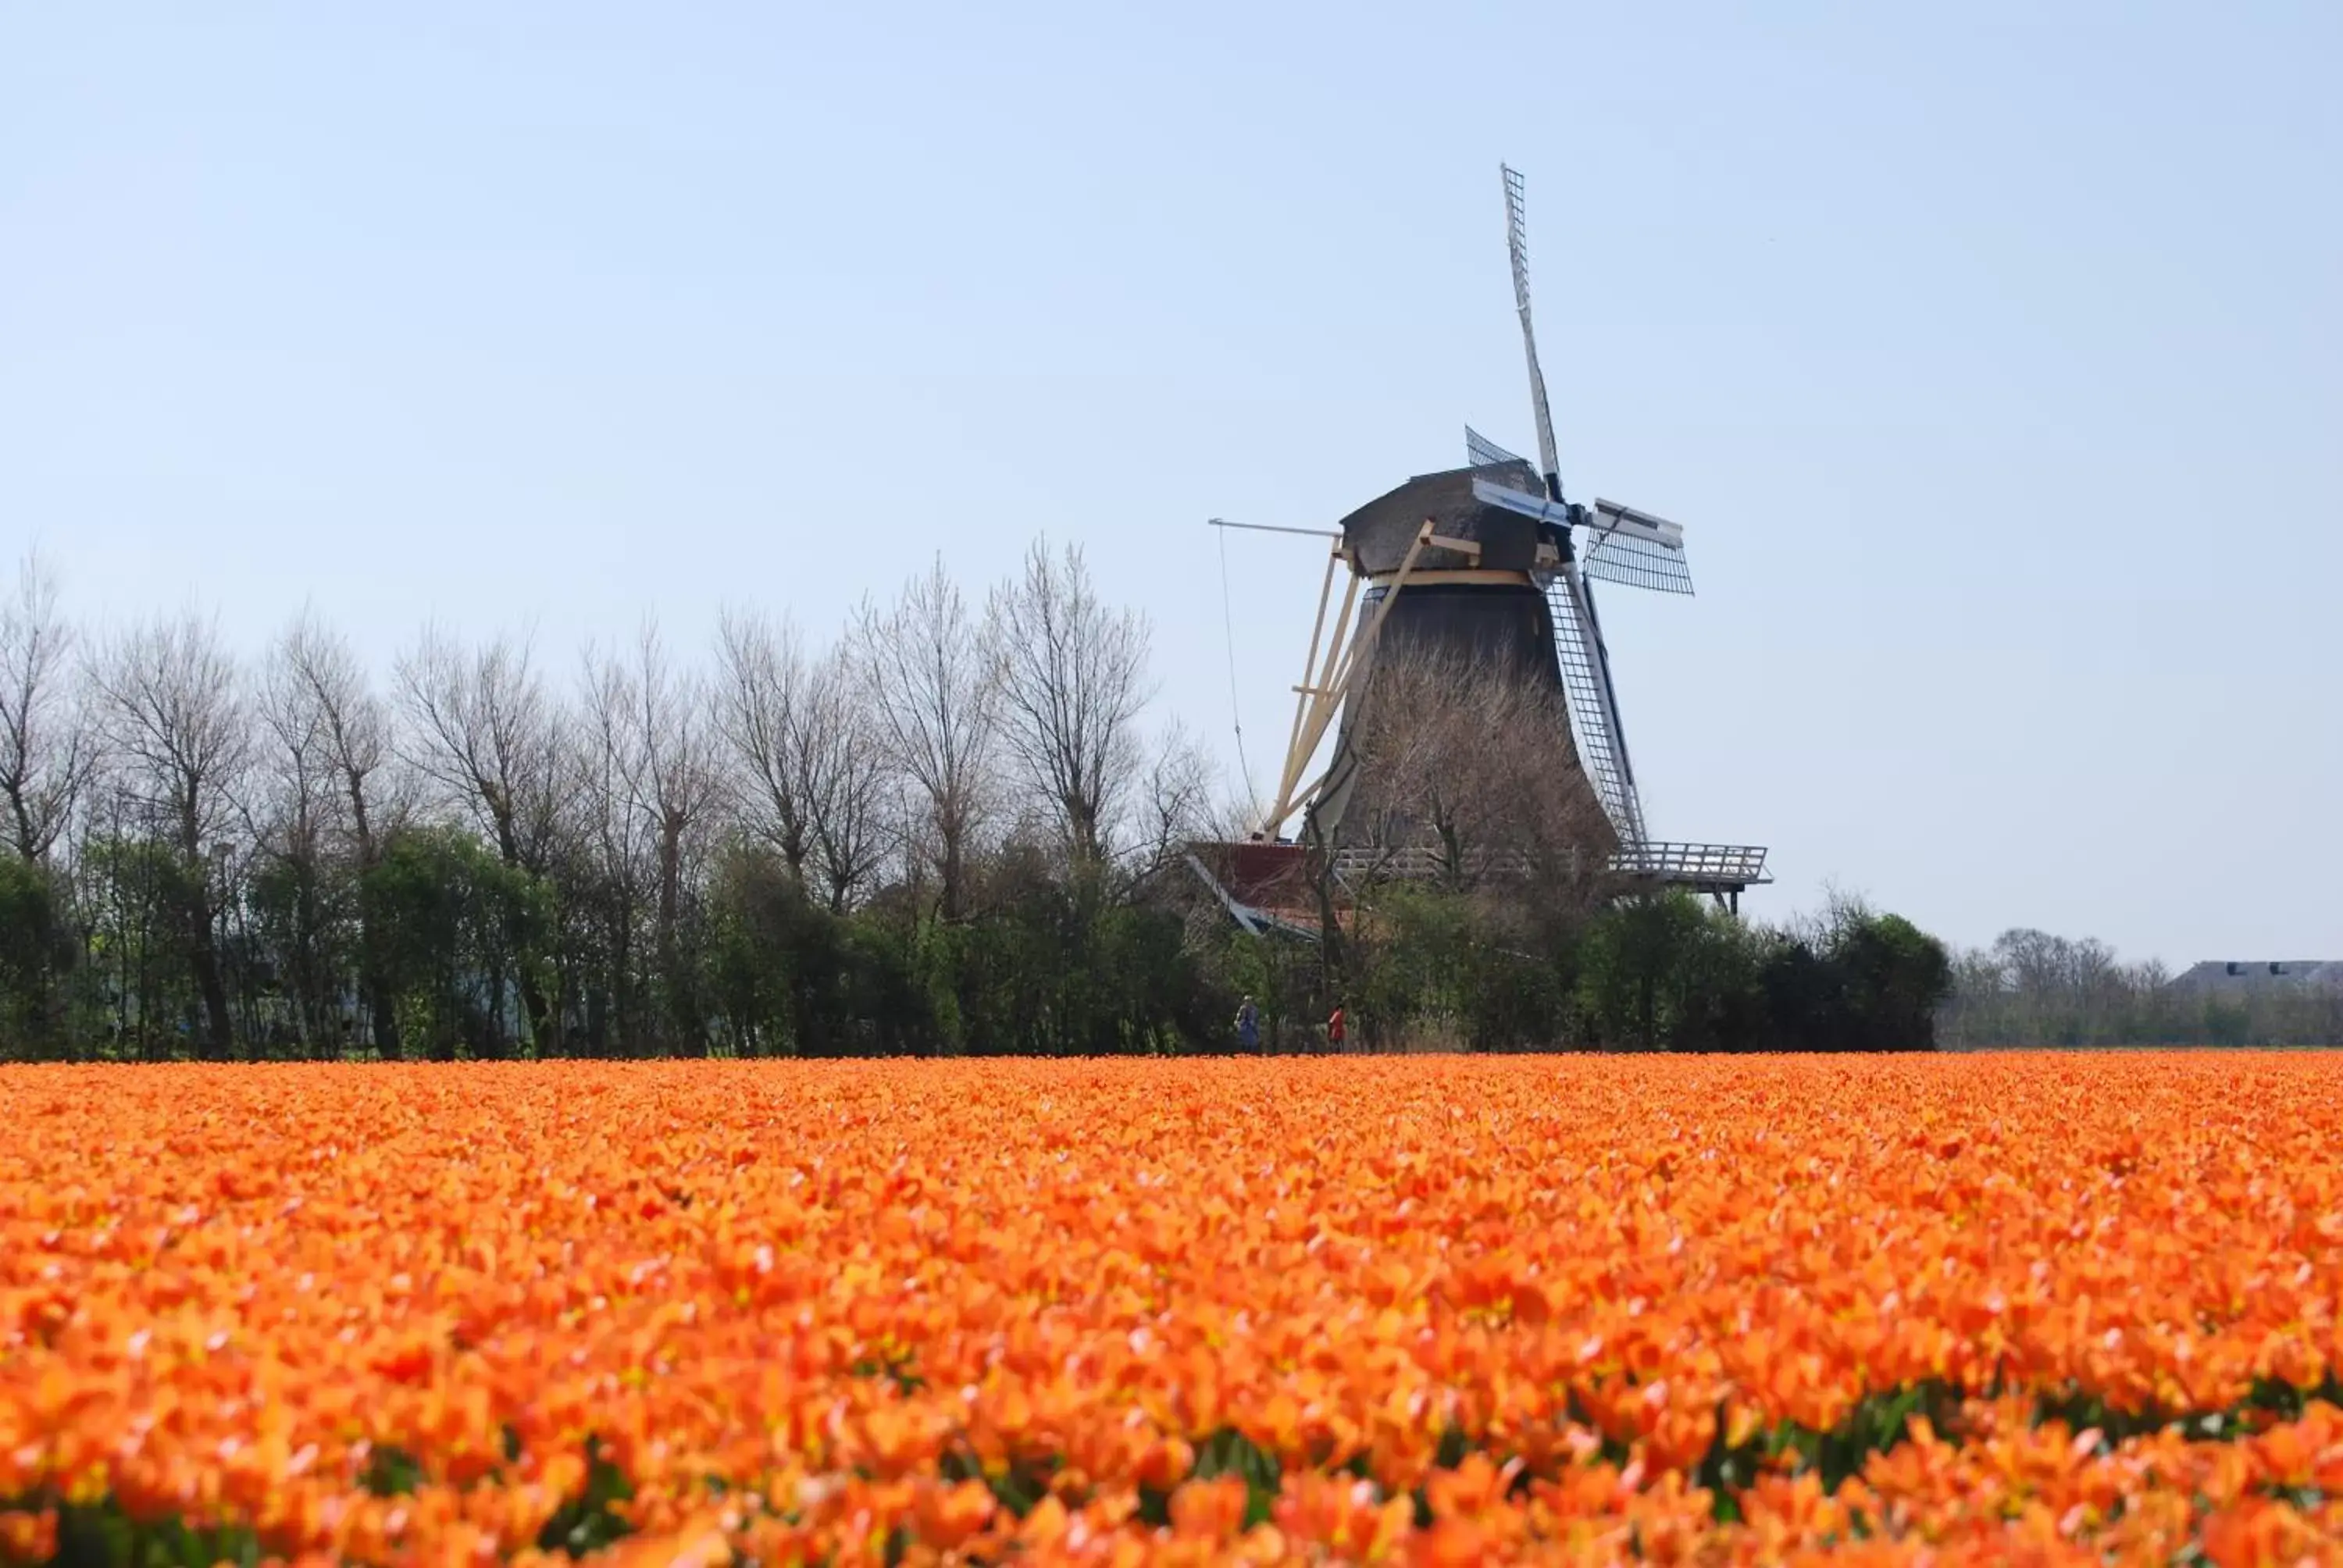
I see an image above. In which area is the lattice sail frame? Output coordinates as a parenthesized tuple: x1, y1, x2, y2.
(1464, 425, 1522, 472)
(1583, 520, 1694, 596)
(1464, 428, 1694, 597)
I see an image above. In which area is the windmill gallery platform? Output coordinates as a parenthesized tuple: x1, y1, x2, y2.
(1187, 166, 1769, 940)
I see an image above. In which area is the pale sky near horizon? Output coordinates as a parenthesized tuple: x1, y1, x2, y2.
(4, 2, 2337, 970)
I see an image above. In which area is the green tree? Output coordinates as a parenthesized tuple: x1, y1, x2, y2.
(363, 826, 550, 1060)
(706, 842, 838, 1056)
(0, 855, 74, 1055)
(242, 842, 357, 1053)
(77, 833, 204, 1056)
(704, 843, 935, 1057)
(1576, 890, 1724, 1050)
(1825, 908, 1952, 1050)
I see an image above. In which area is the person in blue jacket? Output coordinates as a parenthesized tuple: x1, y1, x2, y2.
(1234, 995, 1261, 1053)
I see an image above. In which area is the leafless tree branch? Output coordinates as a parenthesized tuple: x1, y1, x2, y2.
(851, 557, 997, 920)
(86, 607, 251, 1056)
(1336, 642, 1614, 900)
(0, 551, 98, 861)
(272, 609, 408, 1053)
(395, 625, 566, 871)
(394, 624, 569, 1047)
(983, 537, 1153, 867)
(803, 643, 893, 911)
(712, 608, 818, 881)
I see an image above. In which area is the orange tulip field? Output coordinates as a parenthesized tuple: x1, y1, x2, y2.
(5, 1055, 2343, 1566)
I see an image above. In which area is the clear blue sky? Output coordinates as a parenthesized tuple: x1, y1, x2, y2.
(4, 2, 2337, 968)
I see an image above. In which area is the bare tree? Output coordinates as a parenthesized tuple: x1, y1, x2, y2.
(1278, 644, 1617, 1016)
(275, 612, 408, 1055)
(622, 621, 722, 1051)
(576, 643, 653, 1053)
(255, 618, 346, 1048)
(984, 538, 1153, 867)
(715, 609, 896, 914)
(87, 609, 250, 1057)
(852, 557, 997, 921)
(0, 551, 97, 861)
(1129, 718, 1217, 878)
(1329, 643, 1614, 898)
(395, 625, 568, 1049)
(803, 645, 892, 911)
(712, 608, 820, 881)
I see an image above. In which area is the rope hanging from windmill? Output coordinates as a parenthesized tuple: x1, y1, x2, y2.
(1214, 515, 1254, 801)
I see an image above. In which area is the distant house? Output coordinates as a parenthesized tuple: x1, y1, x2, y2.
(2166, 960, 2343, 996)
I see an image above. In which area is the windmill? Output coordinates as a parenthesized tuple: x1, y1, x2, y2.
(1192, 166, 1767, 932)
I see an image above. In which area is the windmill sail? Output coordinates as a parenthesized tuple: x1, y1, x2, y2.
(1582, 498, 1694, 595)
(1471, 466, 1699, 596)
(1496, 167, 1649, 846)
(1464, 426, 1525, 471)
(1503, 165, 1562, 498)
(1583, 533, 1694, 595)
(1542, 561, 1648, 846)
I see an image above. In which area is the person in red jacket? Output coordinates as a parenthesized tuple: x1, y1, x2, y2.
(1325, 1003, 1346, 1052)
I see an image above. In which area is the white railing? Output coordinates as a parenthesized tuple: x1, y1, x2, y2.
(1610, 842, 1772, 883)
(1328, 846, 1543, 883)
(1328, 840, 1769, 887)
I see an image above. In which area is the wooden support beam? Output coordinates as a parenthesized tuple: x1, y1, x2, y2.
(1261, 522, 1434, 837)
(1317, 522, 1431, 707)
(1263, 566, 1361, 833)
(1276, 543, 1340, 817)
(1313, 568, 1361, 695)
(1289, 762, 1331, 815)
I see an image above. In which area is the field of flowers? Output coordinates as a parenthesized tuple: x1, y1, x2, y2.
(4, 1056, 2342, 1566)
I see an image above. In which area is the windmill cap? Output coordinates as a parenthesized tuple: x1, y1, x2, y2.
(1338, 465, 1548, 576)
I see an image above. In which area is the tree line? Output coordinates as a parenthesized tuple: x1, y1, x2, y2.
(0, 542, 1250, 1060)
(0, 543, 1965, 1060)
(1938, 928, 2343, 1049)
(1220, 881, 1953, 1055)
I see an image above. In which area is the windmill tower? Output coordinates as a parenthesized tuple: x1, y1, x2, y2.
(1194, 166, 1767, 930)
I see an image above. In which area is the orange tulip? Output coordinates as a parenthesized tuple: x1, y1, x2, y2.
(8, 1055, 2343, 1562)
